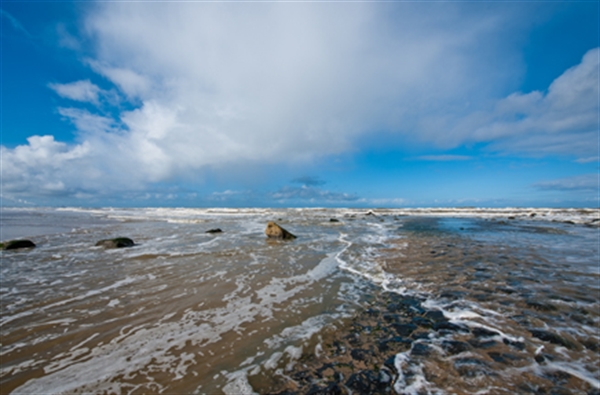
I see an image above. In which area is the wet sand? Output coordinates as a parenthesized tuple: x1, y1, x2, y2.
(2, 209, 598, 394)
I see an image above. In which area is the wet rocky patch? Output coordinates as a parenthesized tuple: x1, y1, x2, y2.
(249, 232, 599, 394)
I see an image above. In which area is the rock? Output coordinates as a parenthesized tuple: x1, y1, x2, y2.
(95, 237, 135, 249)
(433, 321, 468, 333)
(529, 329, 575, 349)
(441, 340, 470, 355)
(377, 336, 410, 352)
(1, 239, 36, 250)
(384, 355, 397, 371)
(205, 228, 223, 234)
(329, 218, 340, 223)
(453, 357, 490, 377)
(488, 351, 520, 364)
(472, 327, 500, 338)
(411, 343, 431, 357)
(392, 323, 417, 337)
(503, 338, 526, 350)
(265, 222, 296, 240)
(346, 370, 386, 393)
(350, 348, 369, 361)
(306, 383, 346, 395)
(468, 339, 498, 349)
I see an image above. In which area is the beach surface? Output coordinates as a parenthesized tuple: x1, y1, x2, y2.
(1, 207, 598, 394)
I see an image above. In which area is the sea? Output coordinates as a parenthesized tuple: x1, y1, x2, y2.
(1, 207, 598, 395)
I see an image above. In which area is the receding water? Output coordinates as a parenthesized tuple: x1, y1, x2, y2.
(1, 207, 598, 394)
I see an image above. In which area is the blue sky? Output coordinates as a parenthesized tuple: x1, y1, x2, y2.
(1, 1, 598, 208)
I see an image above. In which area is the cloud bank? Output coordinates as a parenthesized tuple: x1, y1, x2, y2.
(2, 3, 598, 203)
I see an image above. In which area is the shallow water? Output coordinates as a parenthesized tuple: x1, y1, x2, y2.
(0, 207, 598, 394)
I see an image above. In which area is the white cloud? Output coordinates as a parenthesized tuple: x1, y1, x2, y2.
(77, 2, 522, 167)
(534, 174, 599, 191)
(2, 3, 595, 203)
(425, 47, 599, 158)
(49, 80, 102, 104)
(1, 135, 90, 196)
(416, 155, 472, 161)
(87, 60, 151, 100)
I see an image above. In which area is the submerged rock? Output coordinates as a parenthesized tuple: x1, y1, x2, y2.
(1, 239, 36, 250)
(529, 329, 575, 349)
(265, 222, 296, 240)
(205, 228, 223, 234)
(95, 237, 135, 249)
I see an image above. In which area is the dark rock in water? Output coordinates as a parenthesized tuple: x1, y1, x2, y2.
(423, 310, 446, 323)
(383, 313, 402, 323)
(442, 340, 470, 355)
(472, 327, 500, 338)
(433, 321, 468, 333)
(534, 354, 546, 364)
(411, 316, 433, 328)
(377, 336, 410, 352)
(439, 290, 467, 300)
(527, 299, 557, 311)
(306, 383, 345, 395)
(95, 237, 135, 249)
(411, 331, 430, 341)
(411, 343, 431, 357)
(265, 222, 296, 240)
(350, 348, 369, 361)
(392, 323, 417, 337)
(503, 338, 526, 350)
(384, 355, 397, 371)
(468, 339, 498, 349)
(346, 370, 386, 393)
(1, 239, 36, 250)
(454, 357, 490, 378)
(205, 228, 222, 234)
(387, 296, 425, 316)
(329, 218, 340, 223)
(529, 329, 575, 349)
(488, 351, 521, 364)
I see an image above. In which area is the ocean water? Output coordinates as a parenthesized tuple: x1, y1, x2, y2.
(0, 207, 598, 394)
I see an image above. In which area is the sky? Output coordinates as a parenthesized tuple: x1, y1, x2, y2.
(1, 1, 598, 208)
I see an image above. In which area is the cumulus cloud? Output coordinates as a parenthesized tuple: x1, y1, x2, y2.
(423, 47, 599, 158)
(1, 3, 595, 203)
(49, 80, 102, 104)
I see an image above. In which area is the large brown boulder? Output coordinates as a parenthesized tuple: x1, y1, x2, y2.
(265, 222, 296, 240)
